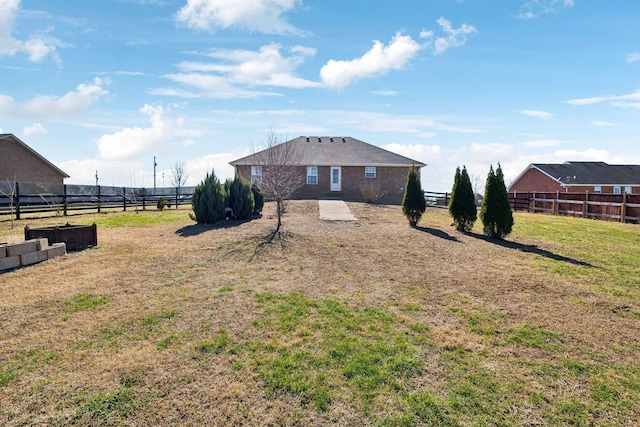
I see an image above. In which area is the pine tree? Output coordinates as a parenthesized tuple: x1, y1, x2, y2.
(449, 165, 477, 231)
(226, 175, 254, 220)
(191, 169, 227, 224)
(252, 184, 265, 214)
(402, 166, 426, 227)
(480, 164, 513, 238)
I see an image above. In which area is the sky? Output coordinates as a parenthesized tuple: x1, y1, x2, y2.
(1, 0, 639, 192)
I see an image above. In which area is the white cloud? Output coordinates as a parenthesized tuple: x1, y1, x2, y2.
(370, 89, 399, 96)
(518, 0, 575, 19)
(175, 0, 304, 35)
(96, 104, 198, 161)
(592, 120, 618, 127)
(626, 52, 640, 64)
(157, 43, 318, 98)
(0, 78, 109, 119)
(320, 32, 422, 89)
(520, 109, 553, 119)
(429, 17, 477, 55)
(22, 122, 46, 136)
(567, 89, 640, 108)
(520, 139, 564, 147)
(0, 0, 64, 63)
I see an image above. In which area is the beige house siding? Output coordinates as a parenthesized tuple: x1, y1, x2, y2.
(0, 135, 68, 184)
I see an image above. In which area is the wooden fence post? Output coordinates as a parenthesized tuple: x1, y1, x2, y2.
(554, 191, 559, 215)
(15, 182, 21, 220)
(142, 188, 146, 211)
(583, 191, 588, 218)
(621, 192, 627, 223)
(175, 187, 179, 209)
(97, 185, 101, 213)
(63, 184, 68, 216)
(123, 187, 127, 212)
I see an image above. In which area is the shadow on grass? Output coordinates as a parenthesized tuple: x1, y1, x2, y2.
(466, 232, 595, 267)
(414, 226, 460, 242)
(175, 220, 245, 237)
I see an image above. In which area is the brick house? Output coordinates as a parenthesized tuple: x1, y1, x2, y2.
(509, 162, 640, 195)
(230, 136, 425, 204)
(0, 134, 69, 184)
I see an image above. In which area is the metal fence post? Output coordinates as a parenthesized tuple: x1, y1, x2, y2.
(123, 187, 127, 211)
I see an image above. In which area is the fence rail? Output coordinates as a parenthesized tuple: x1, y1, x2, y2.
(510, 191, 639, 224)
(0, 181, 194, 220)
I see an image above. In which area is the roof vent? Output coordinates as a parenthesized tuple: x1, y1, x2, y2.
(330, 137, 334, 143)
(306, 137, 309, 142)
(318, 137, 321, 143)
(341, 137, 346, 143)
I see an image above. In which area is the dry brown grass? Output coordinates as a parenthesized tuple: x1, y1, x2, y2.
(1, 201, 639, 426)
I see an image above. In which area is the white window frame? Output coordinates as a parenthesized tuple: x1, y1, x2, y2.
(593, 186, 602, 194)
(307, 166, 318, 185)
(365, 166, 376, 178)
(624, 186, 632, 195)
(613, 186, 621, 195)
(251, 166, 262, 184)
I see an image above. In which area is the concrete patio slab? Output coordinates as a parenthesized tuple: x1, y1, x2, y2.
(319, 199, 357, 221)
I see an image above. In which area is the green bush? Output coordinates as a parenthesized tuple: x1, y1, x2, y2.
(479, 164, 513, 239)
(252, 184, 265, 214)
(226, 176, 254, 220)
(191, 169, 227, 224)
(402, 166, 426, 227)
(449, 166, 477, 232)
(156, 196, 166, 211)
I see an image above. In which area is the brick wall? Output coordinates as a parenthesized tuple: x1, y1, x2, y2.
(0, 138, 65, 184)
(509, 168, 563, 193)
(235, 165, 412, 204)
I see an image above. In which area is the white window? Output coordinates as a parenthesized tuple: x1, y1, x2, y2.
(593, 186, 602, 194)
(365, 167, 376, 178)
(251, 166, 262, 184)
(307, 166, 318, 184)
(625, 186, 632, 194)
(613, 186, 621, 195)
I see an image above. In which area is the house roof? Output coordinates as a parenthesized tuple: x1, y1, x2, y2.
(229, 136, 426, 168)
(0, 133, 70, 178)
(518, 161, 640, 186)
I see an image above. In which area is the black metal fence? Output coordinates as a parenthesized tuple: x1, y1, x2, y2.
(0, 181, 195, 220)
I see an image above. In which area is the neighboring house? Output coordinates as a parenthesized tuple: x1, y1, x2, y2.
(509, 161, 640, 195)
(230, 136, 426, 204)
(0, 133, 69, 184)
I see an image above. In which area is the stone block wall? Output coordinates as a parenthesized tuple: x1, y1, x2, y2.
(0, 238, 66, 272)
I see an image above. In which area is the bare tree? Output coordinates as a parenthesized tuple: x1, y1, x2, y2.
(0, 180, 17, 229)
(251, 131, 304, 236)
(470, 173, 485, 196)
(169, 162, 189, 209)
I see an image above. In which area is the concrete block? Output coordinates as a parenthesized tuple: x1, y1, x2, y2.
(0, 256, 20, 271)
(47, 243, 67, 259)
(35, 238, 49, 251)
(6, 240, 37, 257)
(0, 245, 5, 258)
(20, 250, 48, 266)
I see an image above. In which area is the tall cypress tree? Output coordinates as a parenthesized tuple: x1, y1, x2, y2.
(402, 165, 426, 227)
(479, 163, 513, 238)
(449, 165, 477, 232)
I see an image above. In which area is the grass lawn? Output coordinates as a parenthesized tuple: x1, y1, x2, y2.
(1, 202, 639, 426)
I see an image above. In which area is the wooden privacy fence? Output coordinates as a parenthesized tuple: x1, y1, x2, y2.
(0, 181, 195, 220)
(510, 191, 640, 224)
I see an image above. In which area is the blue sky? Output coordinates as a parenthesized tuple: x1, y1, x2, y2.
(1, 0, 639, 192)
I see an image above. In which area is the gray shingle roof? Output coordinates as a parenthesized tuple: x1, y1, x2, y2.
(533, 162, 640, 185)
(230, 136, 425, 167)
